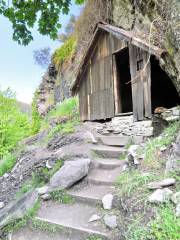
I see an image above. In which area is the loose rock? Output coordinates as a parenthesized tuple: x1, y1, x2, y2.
(171, 192, 180, 205)
(37, 186, 49, 195)
(88, 214, 101, 222)
(148, 178, 176, 190)
(128, 145, 140, 167)
(102, 194, 114, 210)
(49, 159, 91, 190)
(175, 204, 180, 217)
(104, 215, 117, 229)
(0, 202, 5, 209)
(148, 188, 173, 204)
(41, 193, 51, 201)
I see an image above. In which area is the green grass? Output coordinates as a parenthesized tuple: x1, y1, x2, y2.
(46, 119, 79, 141)
(40, 97, 80, 141)
(50, 189, 74, 204)
(47, 97, 79, 119)
(127, 204, 180, 240)
(116, 170, 158, 198)
(141, 121, 180, 169)
(31, 218, 63, 233)
(52, 36, 77, 68)
(86, 236, 103, 240)
(150, 204, 180, 240)
(0, 153, 17, 176)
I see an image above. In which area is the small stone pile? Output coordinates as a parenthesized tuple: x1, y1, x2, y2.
(96, 115, 153, 137)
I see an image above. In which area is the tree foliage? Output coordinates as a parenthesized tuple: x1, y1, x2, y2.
(33, 47, 51, 68)
(0, 0, 85, 45)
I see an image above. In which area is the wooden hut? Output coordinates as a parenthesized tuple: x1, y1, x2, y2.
(71, 22, 180, 121)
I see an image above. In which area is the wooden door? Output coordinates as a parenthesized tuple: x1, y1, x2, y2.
(129, 44, 152, 121)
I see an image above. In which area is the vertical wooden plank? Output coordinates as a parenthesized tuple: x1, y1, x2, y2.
(129, 44, 138, 121)
(112, 54, 121, 114)
(143, 52, 152, 118)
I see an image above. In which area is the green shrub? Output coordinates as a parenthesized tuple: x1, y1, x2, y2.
(48, 97, 79, 119)
(52, 36, 77, 68)
(150, 204, 180, 240)
(0, 153, 17, 176)
(31, 92, 42, 134)
(0, 89, 30, 159)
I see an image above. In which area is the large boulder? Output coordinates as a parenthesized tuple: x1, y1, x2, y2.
(49, 159, 91, 190)
(0, 190, 38, 229)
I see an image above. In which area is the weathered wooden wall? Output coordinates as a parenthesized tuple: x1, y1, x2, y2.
(79, 31, 127, 121)
(129, 44, 152, 121)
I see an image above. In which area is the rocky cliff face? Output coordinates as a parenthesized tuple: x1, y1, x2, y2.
(36, 64, 57, 116)
(113, 0, 180, 95)
(36, 60, 78, 116)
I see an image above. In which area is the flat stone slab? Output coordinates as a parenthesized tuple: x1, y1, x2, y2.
(36, 201, 110, 239)
(11, 225, 109, 240)
(88, 167, 124, 186)
(91, 145, 127, 158)
(68, 185, 115, 205)
(147, 178, 176, 190)
(99, 136, 143, 146)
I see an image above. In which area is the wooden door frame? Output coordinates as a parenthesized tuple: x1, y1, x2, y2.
(112, 47, 133, 116)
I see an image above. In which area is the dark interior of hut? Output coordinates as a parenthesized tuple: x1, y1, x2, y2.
(151, 56, 180, 112)
(115, 47, 133, 113)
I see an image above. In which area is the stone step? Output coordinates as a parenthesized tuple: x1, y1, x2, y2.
(11, 224, 108, 240)
(88, 167, 124, 186)
(91, 145, 127, 158)
(34, 201, 110, 239)
(95, 158, 126, 170)
(68, 185, 116, 205)
(99, 135, 143, 147)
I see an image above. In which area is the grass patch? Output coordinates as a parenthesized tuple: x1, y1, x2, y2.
(0, 153, 17, 176)
(116, 170, 158, 198)
(127, 204, 180, 240)
(150, 204, 180, 240)
(141, 121, 180, 169)
(46, 119, 79, 141)
(40, 97, 80, 141)
(119, 152, 127, 160)
(50, 189, 74, 204)
(31, 218, 63, 233)
(86, 236, 103, 240)
(47, 97, 78, 119)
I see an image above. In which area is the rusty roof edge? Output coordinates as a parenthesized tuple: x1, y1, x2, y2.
(131, 37, 166, 58)
(71, 24, 103, 94)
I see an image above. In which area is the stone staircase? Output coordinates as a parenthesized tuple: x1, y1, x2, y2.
(11, 135, 128, 240)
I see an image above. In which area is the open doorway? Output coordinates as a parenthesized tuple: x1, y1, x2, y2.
(151, 56, 180, 112)
(114, 47, 133, 114)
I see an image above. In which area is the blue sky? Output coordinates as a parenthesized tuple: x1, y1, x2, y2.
(0, 2, 81, 104)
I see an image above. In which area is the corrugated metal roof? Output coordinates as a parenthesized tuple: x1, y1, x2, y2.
(71, 22, 166, 94)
